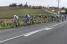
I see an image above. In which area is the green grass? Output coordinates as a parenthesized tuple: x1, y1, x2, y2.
(0, 8, 53, 18)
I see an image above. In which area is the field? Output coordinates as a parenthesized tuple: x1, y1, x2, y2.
(0, 7, 56, 29)
(0, 7, 53, 18)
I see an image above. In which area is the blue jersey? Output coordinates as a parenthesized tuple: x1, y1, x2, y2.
(24, 15, 31, 20)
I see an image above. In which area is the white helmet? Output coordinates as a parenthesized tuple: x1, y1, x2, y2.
(14, 15, 17, 16)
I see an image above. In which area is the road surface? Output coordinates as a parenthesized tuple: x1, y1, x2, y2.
(0, 21, 67, 44)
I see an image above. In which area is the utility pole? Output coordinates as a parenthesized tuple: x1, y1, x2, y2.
(58, 0, 60, 15)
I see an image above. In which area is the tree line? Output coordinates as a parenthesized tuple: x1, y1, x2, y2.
(9, 3, 44, 9)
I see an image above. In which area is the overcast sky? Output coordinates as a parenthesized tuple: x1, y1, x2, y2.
(0, 0, 67, 8)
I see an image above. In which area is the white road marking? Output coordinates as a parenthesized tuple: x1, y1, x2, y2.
(0, 21, 66, 43)
(0, 34, 24, 43)
(23, 28, 52, 36)
(44, 28, 52, 30)
(21, 21, 67, 37)
(0, 27, 52, 43)
(50, 21, 65, 27)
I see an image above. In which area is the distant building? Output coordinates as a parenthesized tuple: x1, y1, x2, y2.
(60, 10, 65, 13)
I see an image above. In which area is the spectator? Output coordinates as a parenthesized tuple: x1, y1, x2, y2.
(24, 14, 31, 24)
(64, 14, 67, 20)
(13, 15, 19, 27)
(56, 15, 60, 22)
(61, 15, 64, 22)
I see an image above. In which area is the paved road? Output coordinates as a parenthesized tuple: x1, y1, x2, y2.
(0, 22, 58, 41)
(0, 21, 67, 44)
